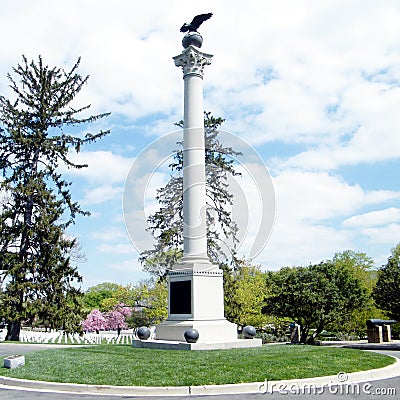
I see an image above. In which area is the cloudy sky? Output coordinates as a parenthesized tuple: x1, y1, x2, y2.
(1, 0, 400, 289)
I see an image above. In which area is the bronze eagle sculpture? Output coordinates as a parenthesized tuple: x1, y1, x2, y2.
(180, 13, 213, 33)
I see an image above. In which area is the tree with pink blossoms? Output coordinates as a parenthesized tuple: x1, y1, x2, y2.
(115, 303, 132, 318)
(105, 303, 132, 335)
(82, 309, 108, 334)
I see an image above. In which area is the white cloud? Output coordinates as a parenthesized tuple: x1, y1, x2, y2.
(64, 151, 133, 184)
(253, 169, 400, 268)
(90, 227, 126, 242)
(3, 1, 400, 167)
(107, 259, 149, 284)
(82, 185, 123, 205)
(275, 170, 400, 224)
(98, 243, 136, 255)
(278, 81, 400, 170)
(206, 1, 400, 171)
(260, 222, 354, 269)
(361, 224, 400, 245)
(274, 171, 358, 221)
(344, 208, 400, 228)
(2, 0, 400, 286)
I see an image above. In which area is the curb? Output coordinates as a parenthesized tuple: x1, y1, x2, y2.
(343, 343, 400, 351)
(0, 355, 399, 396)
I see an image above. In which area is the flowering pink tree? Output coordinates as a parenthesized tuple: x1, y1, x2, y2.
(115, 303, 132, 318)
(82, 304, 132, 335)
(82, 309, 108, 333)
(105, 303, 132, 334)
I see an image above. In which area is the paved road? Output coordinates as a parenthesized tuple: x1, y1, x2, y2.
(0, 343, 71, 357)
(0, 376, 399, 400)
(0, 345, 398, 399)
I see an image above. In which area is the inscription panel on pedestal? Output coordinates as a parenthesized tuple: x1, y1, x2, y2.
(170, 280, 191, 314)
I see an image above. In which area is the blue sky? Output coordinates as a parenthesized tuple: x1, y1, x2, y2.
(1, 0, 400, 289)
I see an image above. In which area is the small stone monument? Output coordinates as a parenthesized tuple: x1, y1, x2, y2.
(289, 322, 301, 344)
(4, 354, 25, 369)
(366, 319, 397, 343)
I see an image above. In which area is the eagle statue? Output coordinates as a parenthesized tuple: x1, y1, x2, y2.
(180, 13, 213, 33)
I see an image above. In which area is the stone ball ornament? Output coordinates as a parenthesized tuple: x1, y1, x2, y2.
(180, 13, 212, 49)
(184, 328, 199, 343)
(137, 326, 151, 340)
(182, 32, 203, 49)
(243, 325, 256, 339)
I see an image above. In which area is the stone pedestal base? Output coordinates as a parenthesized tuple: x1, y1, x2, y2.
(155, 318, 238, 343)
(153, 260, 239, 346)
(132, 338, 262, 351)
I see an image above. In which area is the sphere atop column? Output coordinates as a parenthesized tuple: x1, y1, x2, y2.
(182, 32, 203, 49)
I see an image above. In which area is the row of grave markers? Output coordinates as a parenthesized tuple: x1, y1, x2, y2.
(0, 329, 151, 345)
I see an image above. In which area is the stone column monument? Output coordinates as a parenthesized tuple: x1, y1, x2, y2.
(155, 32, 239, 346)
(133, 16, 262, 350)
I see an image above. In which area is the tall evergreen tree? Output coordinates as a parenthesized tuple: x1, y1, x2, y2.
(140, 112, 242, 277)
(0, 55, 110, 340)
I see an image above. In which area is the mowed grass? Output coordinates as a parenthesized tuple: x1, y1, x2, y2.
(0, 344, 394, 387)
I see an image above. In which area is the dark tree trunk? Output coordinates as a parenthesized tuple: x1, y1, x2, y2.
(307, 322, 325, 344)
(307, 335, 316, 344)
(5, 321, 21, 341)
(300, 325, 309, 343)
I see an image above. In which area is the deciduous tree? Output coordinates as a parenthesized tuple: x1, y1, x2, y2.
(373, 243, 400, 320)
(224, 263, 268, 329)
(82, 281, 168, 328)
(83, 282, 122, 311)
(82, 309, 108, 333)
(330, 250, 383, 338)
(263, 261, 367, 343)
(104, 303, 132, 334)
(116, 280, 168, 327)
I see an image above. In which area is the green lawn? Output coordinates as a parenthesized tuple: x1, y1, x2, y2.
(0, 344, 394, 387)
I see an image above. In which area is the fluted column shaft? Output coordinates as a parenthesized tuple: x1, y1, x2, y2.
(173, 46, 213, 261)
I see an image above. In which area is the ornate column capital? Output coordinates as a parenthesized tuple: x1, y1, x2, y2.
(173, 45, 213, 78)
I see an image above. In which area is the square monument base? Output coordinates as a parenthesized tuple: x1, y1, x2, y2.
(140, 260, 260, 350)
(132, 338, 262, 351)
(155, 318, 238, 343)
